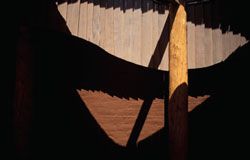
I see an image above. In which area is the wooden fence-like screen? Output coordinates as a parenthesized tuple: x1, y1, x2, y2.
(57, 0, 247, 70)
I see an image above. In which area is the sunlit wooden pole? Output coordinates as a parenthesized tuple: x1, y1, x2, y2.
(168, 1, 188, 160)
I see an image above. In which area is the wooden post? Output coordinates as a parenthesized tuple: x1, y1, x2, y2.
(168, 1, 188, 160)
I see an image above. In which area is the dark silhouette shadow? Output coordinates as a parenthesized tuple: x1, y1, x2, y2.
(17, 26, 168, 159)
(148, 14, 170, 68)
(138, 127, 168, 159)
(188, 41, 250, 160)
(188, 41, 250, 97)
(29, 26, 250, 159)
(186, 0, 250, 39)
(52, 0, 250, 40)
(10, 0, 250, 160)
(55, 0, 168, 13)
(168, 83, 188, 160)
(135, 83, 188, 160)
(33, 87, 126, 160)
(135, 41, 250, 160)
(18, 0, 71, 34)
(127, 98, 154, 147)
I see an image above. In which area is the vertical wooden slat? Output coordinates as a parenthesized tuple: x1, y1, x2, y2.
(67, 0, 80, 35)
(99, 1, 107, 48)
(168, 3, 188, 160)
(203, 3, 213, 66)
(239, 34, 247, 46)
(212, 0, 223, 64)
(114, 0, 124, 58)
(194, 4, 205, 68)
(239, 36, 244, 47)
(228, 29, 235, 58)
(221, 4, 231, 60)
(229, 29, 245, 58)
(57, 1, 68, 21)
(78, 1, 88, 39)
(131, 0, 142, 64)
(158, 5, 169, 71)
(151, 3, 159, 69)
(105, 0, 114, 53)
(222, 26, 230, 60)
(227, 30, 246, 59)
(241, 34, 246, 47)
(141, 0, 153, 66)
(187, 5, 195, 69)
(239, 33, 247, 46)
(229, 31, 247, 57)
(235, 33, 242, 48)
(123, 0, 133, 60)
(92, 0, 101, 44)
(87, 0, 94, 41)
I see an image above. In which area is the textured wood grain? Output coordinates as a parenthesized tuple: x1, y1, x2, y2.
(203, 3, 213, 66)
(105, 0, 114, 53)
(114, 0, 124, 58)
(87, 0, 94, 41)
(151, 3, 159, 68)
(187, 5, 195, 69)
(212, 0, 223, 64)
(131, 0, 142, 64)
(67, 0, 80, 35)
(57, 1, 67, 21)
(78, 1, 88, 38)
(158, 5, 169, 70)
(99, 1, 107, 48)
(169, 4, 188, 160)
(222, 26, 230, 59)
(92, 0, 101, 44)
(195, 4, 205, 68)
(141, 0, 153, 66)
(55, 0, 247, 70)
(123, 0, 133, 60)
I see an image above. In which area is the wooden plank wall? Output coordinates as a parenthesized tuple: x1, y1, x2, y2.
(57, 0, 247, 70)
